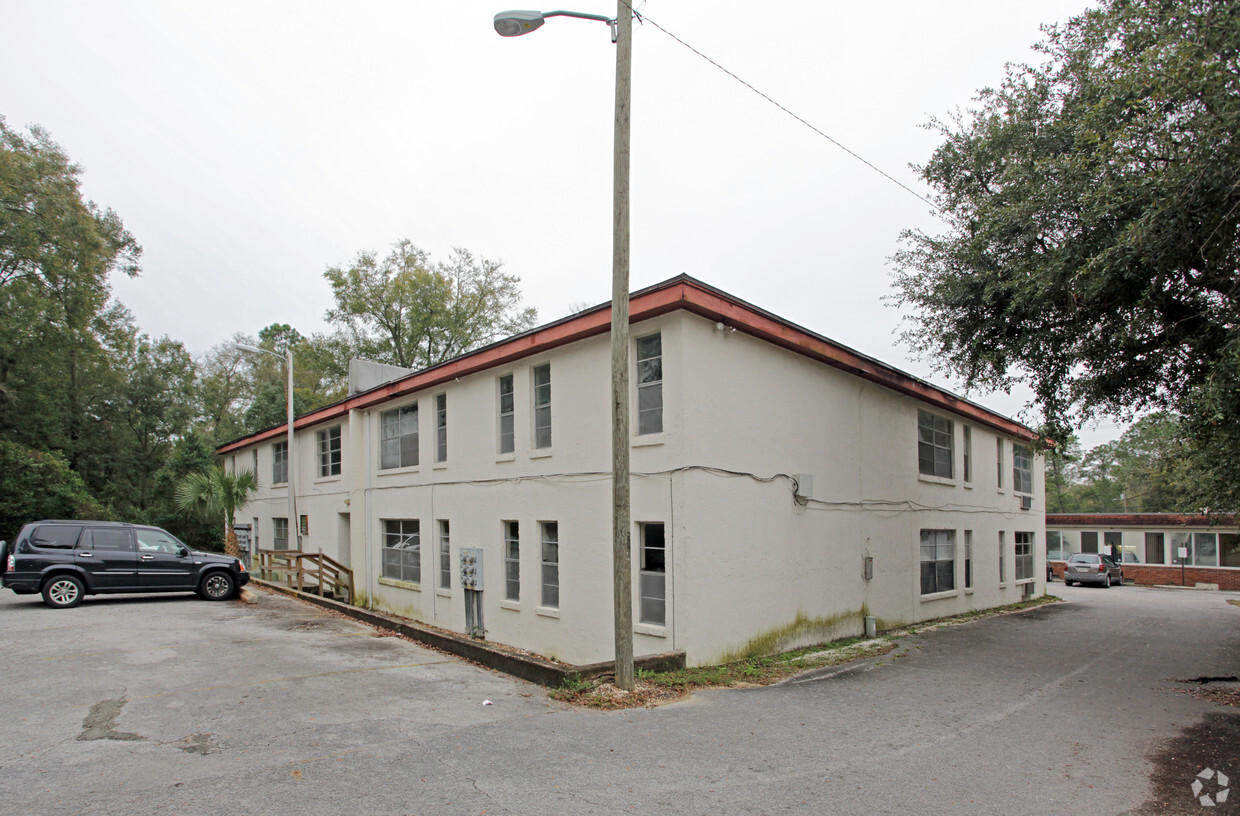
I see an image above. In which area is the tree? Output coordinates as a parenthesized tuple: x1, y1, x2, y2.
(890, 0, 1240, 509)
(324, 240, 538, 370)
(174, 467, 259, 558)
(0, 440, 110, 543)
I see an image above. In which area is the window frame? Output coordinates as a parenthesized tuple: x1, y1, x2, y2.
(532, 363, 552, 450)
(962, 426, 973, 484)
(437, 520, 451, 590)
(638, 522, 667, 625)
(497, 374, 515, 455)
(380, 403, 419, 470)
(272, 440, 288, 485)
(635, 333, 663, 436)
(435, 393, 448, 463)
(1012, 444, 1033, 495)
(1014, 531, 1034, 581)
(503, 521, 520, 602)
(273, 517, 289, 550)
(316, 425, 342, 478)
(540, 521, 559, 609)
(381, 519, 421, 585)
(917, 410, 954, 480)
(919, 529, 955, 595)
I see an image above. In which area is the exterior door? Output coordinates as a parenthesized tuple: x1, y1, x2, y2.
(135, 527, 196, 589)
(75, 527, 137, 589)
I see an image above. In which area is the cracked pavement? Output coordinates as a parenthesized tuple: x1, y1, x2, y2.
(1, 582, 1238, 814)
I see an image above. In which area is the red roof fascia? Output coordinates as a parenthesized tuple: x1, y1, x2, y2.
(218, 277, 1035, 454)
(217, 284, 687, 454)
(1046, 513, 1238, 528)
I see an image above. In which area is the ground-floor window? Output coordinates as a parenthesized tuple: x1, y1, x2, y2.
(1145, 532, 1165, 564)
(504, 521, 520, 601)
(639, 522, 666, 625)
(1015, 532, 1034, 581)
(540, 521, 559, 608)
(382, 519, 420, 583)
(920, 529, 955, 595)
(273, 517, 288, 550)
(964, 530, 973, 589)
(438, 520, 451, 590)
(1047, 530, 1067, 560)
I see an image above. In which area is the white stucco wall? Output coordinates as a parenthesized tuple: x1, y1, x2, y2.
(228, 309, 1045, 667)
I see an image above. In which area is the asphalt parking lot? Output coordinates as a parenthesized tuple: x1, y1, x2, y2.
(1, 581, 1238, 815)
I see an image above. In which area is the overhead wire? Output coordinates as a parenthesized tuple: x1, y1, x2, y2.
(618, 1, 945, 215)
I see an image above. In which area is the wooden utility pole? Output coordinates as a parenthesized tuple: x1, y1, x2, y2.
(611, 0, 634, 692)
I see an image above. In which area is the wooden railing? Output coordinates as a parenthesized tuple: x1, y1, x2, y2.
(257, 549, 354, 605)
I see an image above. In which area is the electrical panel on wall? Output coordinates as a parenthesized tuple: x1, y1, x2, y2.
(460, 548, 483, 590)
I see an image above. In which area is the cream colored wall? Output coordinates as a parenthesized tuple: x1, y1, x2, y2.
(229, 310, 1044, 667)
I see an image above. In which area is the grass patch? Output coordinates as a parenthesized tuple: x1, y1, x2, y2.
(551, 594, 1062, 710)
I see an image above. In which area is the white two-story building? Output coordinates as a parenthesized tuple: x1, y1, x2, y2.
(218, 276, 1046, 667)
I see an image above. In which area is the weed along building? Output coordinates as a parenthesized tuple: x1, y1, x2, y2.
(218, 276, 1046, 668)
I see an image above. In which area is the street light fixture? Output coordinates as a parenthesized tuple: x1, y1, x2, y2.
(235, 343, 298, 552)
(495, 4, 635, 691)
(494, 10, 619, 41)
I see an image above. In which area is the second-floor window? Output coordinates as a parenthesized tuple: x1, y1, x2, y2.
(435, 394, 448, 462)
(317, 426, 342, 477)
(533, 364, 552, 449)
(380, 404, 418, 469)
(636, 333, 663, 435)
(272, 440, 288, 484)
(918, 410, 953, 479)
(1013, 445, 1033, 494)
(498, 375, 515, 454)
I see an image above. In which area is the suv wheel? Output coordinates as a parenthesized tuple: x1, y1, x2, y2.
(200, 571, 235, 601)
(42, 575, 85, 609)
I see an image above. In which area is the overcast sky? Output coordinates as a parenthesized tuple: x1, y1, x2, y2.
(1, 0, 1125, 446)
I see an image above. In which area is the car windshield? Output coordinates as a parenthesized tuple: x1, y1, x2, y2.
(1068, 554, 1099, 564)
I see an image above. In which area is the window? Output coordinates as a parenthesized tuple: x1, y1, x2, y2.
(1015, 532, 1034, 581)
(962, 426, 972, 483)
(85, 528, 133, 552)
(533, 364, 552, 449)
(1047, 531, 1067, 560)
(1145, 532, 1165, 565)
(540, 522, 559, 608)
(252, 449, 259, 474)
(273, 517, 289, 550)
(998, 530, 1006, 584)
(918, 411, 953, 479)
(317, 426, 342, 477)
(380, 404, 418, 469)
(996, 438, 1004, 489)
(1195, 533, 1219, 567)
(1013, 445, 1033, 494)
(920, 529, 955, 594)
(964, 530, 973, 589)
(136, 528, 182, 553)
(1221, 534, 1240, 568)
(299, 515, 309, 536)
(272, 441, 288, 484)
(435, 394, 448, 463)
(1170, 530, 1190, 563)
(498, 374, 515, 454)
(381, 519, 420, 584)
(639, 522, 667, 624)
(504, 521, 520, 601)
(1081, 531, 1099, 554)
(636, 333, 663, 435)
(1103, 531, 1123, 559)
(438, 520, 451, 590)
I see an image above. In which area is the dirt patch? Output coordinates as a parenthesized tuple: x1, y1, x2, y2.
(177, 733, 217, 754)
(1134, 713, 1240, 814)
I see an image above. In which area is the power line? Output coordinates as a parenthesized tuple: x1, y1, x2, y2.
(620, 2, 944, 215)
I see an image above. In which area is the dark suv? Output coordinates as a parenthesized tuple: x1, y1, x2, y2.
(0, 520, 249, 608)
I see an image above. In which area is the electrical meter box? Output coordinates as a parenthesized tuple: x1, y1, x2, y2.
(460, 548, 483, 590)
